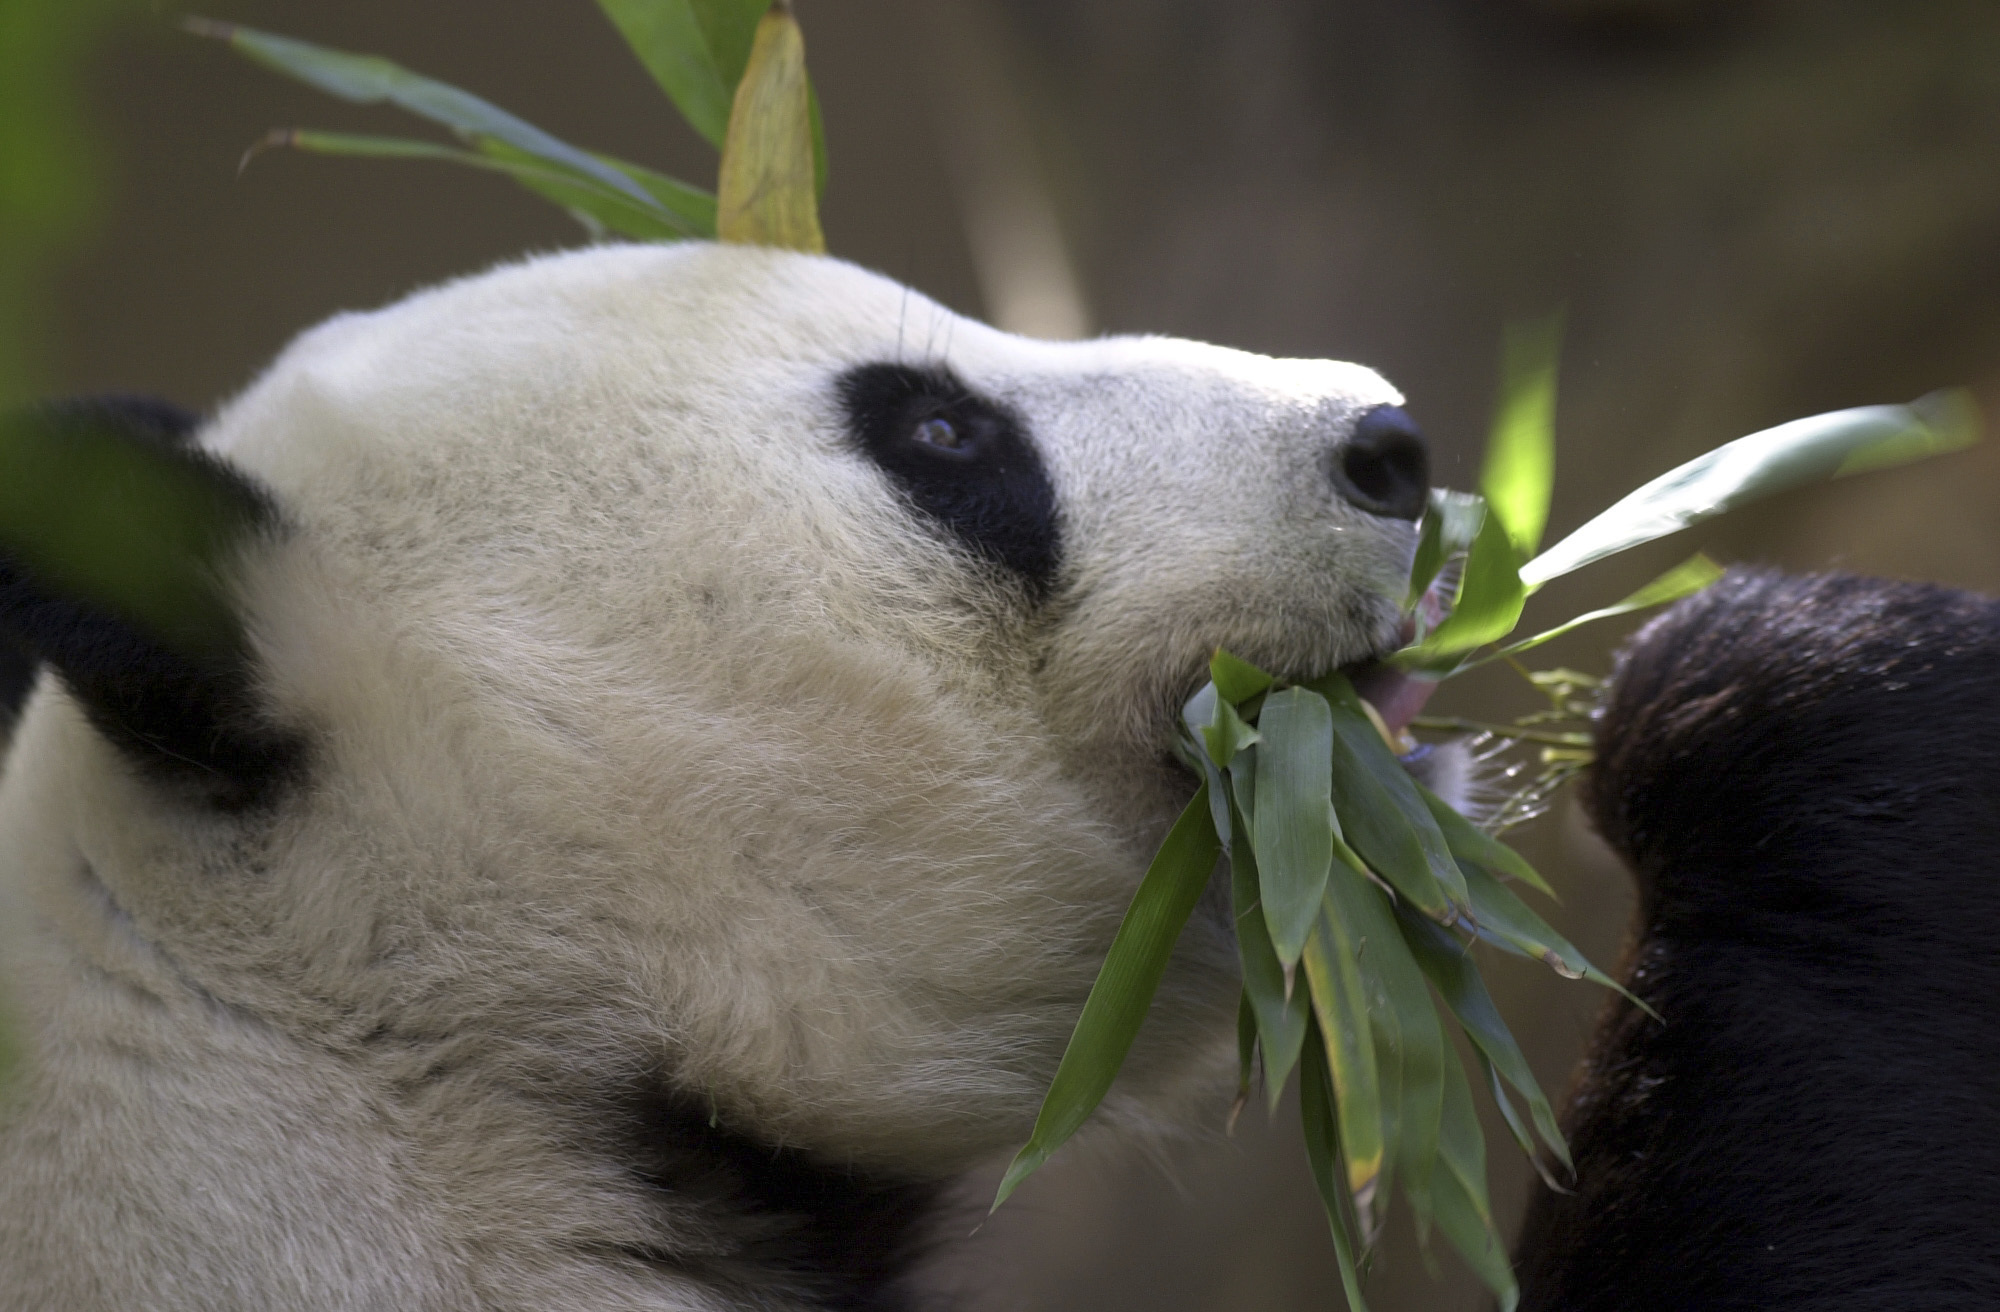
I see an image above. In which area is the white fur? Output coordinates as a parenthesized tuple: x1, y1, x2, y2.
(0, 244, 1416, 1309)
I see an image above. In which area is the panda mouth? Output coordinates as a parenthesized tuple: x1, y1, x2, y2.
(1347, 658, 1436, 741)
(1339, 581, 1448, 745)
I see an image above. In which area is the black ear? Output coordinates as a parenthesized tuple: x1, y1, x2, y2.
(0, 396, 301, 806)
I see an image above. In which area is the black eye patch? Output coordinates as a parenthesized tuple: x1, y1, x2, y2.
(836, 363, 1061, 595)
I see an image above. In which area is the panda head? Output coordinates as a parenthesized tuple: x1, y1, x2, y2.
(0, 243, 1425, 1177)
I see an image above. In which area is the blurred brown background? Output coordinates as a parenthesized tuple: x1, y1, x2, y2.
(33, 0, 2000, 1307)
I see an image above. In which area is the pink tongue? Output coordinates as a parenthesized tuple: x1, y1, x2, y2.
(1349, 663, 1437, 736)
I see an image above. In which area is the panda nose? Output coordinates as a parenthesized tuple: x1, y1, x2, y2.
(1332, 404, 1429, 521)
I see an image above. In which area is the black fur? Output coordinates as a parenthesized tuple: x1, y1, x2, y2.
(628, 1090, 942, 1311)
(1513, 570, 2000, 1310)
(0, 396, 300, 807)
(837, 364, 1062, 594)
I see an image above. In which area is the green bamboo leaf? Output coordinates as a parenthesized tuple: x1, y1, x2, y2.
(1407, 489, 1486, 612)
(1401, 910, 1571, 1172)
(1404, 505, 1527, 667)
(1521, 390, 1980, 588)
(1252, 688, 1337, 966)
(1210, 647, 1275, 705)
(1474, 1047, 1567, 1194)
(1481, 313, 1562, 557)
(1484, 552, 1723, 665)
(1430, 1049, 1520, 1311)
(1434, 1038, 1492, 1230)
(1231, 799, 1310, 1112)
(1200, 693, 1260, 771)
(1459, 862, 1656, 1018)
(1301, 903, 1382, 1227)
(1234, 988, 1258, 1117)
(1228, 733, 1258, 824)
(994, 786, 1222, 1208)
(1312, 673, 1467, 917)
(682, 0, 760, 89)
(274, 130, 711, 241)
(596, 0, 737, 147)
(1182, 684, 1234, 842)
(583, 151, 718, 232)
(1415, 782, 1554, 897)
(1299, 1024, 1372, 1312)
(188, 20, 661, 212)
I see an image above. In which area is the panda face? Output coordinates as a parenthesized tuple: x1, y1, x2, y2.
(1, 243, 1423, 1187)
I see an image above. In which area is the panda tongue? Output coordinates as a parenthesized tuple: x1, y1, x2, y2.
(1349, 662, 1437, 737)
(1344, 609, 1438, 738)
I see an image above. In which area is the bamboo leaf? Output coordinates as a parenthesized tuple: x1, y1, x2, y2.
(1231, 800, 1311, 1112)
(1430, 1048, 1520, 1311)
(1210, 647, 1275, 705)
(1481, 313, 1561, 557)
(1312, 672, 1467, 917)
(1415, 782, 1554, 897)
(1252, 688, 1336, 966)
(1228, 731, 1259, 824)
(189, 20, 661, 212)
(1301, 904, 1382, 1229)
(596, 0, 736, 147)
(1459, 862, 1655, 1019)
(691, 0, 830, 199)
(1401, 910, 1571, 1172)
(579, 151, 719, 232)
(1200, 693, 1260, 772)
(1407, 489, 1486, 613)
(1521, 390, 1980, 588)
(690, 0, 766, 90)
(1234, 988, 1258, 1120)
(1434, 1040, 1492, 1230)
(1475, 1047, 1568, 1194)
(1300, 1024, 1372, 1312)
(1323, 852, 1446, 1237)
(715, 0, 824, 252)
(273, 130, 713, 241)
(1486, 552, 1722, 664)
(994, 787, 1222, 1207)
(1403, 505, 1527, 668)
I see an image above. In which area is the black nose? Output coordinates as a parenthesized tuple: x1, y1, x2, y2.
(1333, 404, 1429, 521)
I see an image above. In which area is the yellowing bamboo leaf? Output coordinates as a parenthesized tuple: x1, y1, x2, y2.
(716, 0, 824, 252)
(1301, 906, 1382, 1228)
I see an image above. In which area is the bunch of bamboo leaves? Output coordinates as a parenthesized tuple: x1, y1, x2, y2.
(996, 314, 1979, 1311)
(191, 0, 827, 253)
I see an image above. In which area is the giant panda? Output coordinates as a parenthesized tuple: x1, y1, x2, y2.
(1511, 569, 2000, 1310)
(0, 242, 1438, 1311)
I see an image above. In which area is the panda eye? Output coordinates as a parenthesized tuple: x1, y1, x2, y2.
(911, 416, 978, 460)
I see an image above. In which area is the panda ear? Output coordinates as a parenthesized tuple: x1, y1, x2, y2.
(0, 397, 300, 806)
